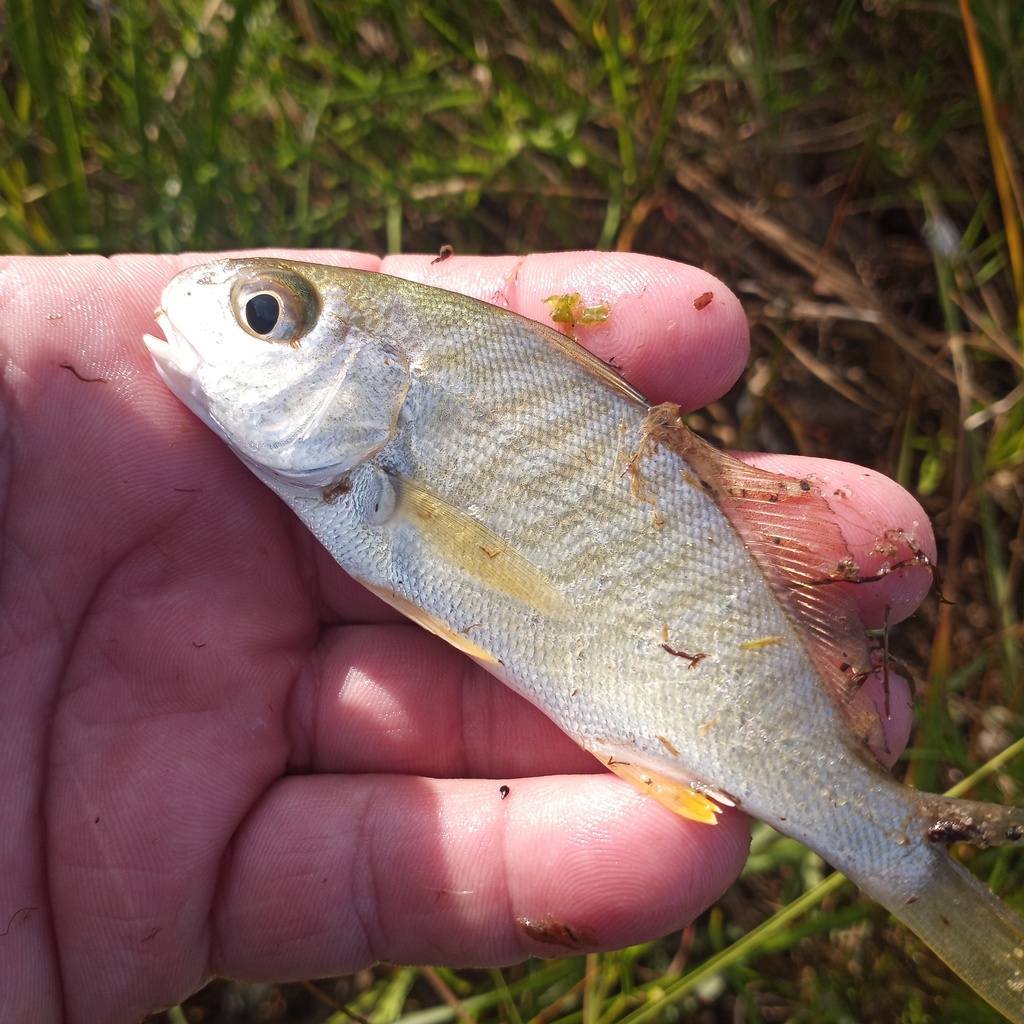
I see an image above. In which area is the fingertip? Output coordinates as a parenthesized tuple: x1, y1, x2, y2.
(861, 669, 914, 768)
(503, 778, 751, 958)
(514, 252, 750, 409)
(211, 774, 751, 979)
(735, 452, 937, 627)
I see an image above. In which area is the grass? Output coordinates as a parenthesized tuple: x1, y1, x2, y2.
(3, 0, 1024, 1020)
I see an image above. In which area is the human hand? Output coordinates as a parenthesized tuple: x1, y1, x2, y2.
(0, 250, 934, 1023)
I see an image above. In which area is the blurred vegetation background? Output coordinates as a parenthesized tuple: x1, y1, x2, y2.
(3, 0, 1024, 1020)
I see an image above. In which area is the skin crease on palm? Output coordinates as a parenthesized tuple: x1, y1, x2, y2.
(0, 249, 934, 1024)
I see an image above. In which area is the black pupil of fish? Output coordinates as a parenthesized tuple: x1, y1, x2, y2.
(245, 292, 281, 335)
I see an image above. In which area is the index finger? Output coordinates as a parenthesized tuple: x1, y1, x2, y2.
(382, 250, 749, 408)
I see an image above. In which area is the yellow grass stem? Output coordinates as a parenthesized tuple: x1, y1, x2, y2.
(958, 0, 1024, 355)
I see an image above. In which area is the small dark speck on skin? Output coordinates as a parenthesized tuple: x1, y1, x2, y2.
(499, 785, 510, 800)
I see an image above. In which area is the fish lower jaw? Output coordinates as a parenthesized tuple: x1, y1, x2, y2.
(144, 330, 202, 378)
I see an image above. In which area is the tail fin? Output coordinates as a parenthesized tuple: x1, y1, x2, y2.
(860, 801, 1024, 1024)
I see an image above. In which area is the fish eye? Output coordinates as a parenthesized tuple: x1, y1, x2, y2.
(244, 292, 281, 335)
(231, 270, 321, 346)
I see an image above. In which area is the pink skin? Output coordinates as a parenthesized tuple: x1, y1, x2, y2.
(0, 251, 935, 1023)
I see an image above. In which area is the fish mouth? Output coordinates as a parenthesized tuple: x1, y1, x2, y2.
(144, 306, 199, 374)
(143, 308, 212, 422)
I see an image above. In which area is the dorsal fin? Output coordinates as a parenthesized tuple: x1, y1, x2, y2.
(542, 329, 649, 407)
(639, 404, 888, 756)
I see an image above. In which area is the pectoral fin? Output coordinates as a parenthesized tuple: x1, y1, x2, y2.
(391, 475, 568, 614)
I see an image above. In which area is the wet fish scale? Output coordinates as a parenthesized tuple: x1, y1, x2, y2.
(146, 257, 1024, 1021)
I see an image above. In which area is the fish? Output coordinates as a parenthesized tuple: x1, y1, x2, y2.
(145, 256, 1024, 1021)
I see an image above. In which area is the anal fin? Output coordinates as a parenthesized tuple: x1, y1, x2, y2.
(596, 752, 729, 825)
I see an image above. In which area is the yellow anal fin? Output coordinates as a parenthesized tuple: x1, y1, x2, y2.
(599, 755, 724, 825)
(392, 475, 567, 614)
(363, 582, 501, 665)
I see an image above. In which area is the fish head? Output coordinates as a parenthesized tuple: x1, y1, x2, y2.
(144, 258, 410, 488)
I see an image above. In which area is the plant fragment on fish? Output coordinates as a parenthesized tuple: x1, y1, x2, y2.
(146, 257, 1024, 1022)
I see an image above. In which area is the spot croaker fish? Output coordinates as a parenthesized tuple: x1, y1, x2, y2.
(145, 257, 1024, 1020)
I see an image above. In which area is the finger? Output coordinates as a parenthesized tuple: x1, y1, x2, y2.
(381, 250, 750, 408)
(211, 773, 751, 980)
(734, 451, 935, 764)
(131, 249, 750, 411)
(298, 619, 909, 780)
(129, 250, 748, 412)
(291, 624, 597, 778)
(861, 666, 914, 768)
(734, 452, 937, 627)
